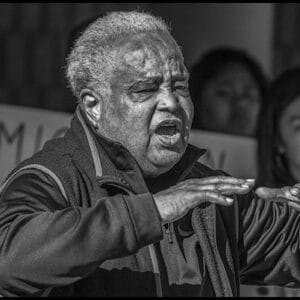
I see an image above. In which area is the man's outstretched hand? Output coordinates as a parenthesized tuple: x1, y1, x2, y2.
(255, 184, 300, 210)
(153, 176, 255, 224)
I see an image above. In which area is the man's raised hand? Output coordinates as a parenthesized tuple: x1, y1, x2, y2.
(256, 184, 300, 210)
(153, 176, 255, 224)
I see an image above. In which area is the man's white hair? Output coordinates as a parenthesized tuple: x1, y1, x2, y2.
(66, 11, 173, 99)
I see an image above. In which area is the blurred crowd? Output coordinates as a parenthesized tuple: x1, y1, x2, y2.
(189, 46, 300, 297)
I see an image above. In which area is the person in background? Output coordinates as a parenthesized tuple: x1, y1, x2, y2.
(256, 67, 300, 188)
(247, 68, 300, 297)
(189, 47, 268, 137)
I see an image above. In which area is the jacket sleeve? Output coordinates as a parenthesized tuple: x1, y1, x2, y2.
(0, 171, 163, 296)
(238, 190, 300, 287)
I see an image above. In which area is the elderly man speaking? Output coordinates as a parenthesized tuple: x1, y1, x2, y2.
(1, 11, 300, 297)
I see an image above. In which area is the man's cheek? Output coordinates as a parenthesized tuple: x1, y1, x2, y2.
(183, 96, 193, 117)
(112, 98, 131, 122)
(189, 108, 194, 126)
(183, 105, 194, 127)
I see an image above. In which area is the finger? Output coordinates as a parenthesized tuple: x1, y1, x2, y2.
(188, 176, 255, 186)
(197, 190, 234, 206)
(194, 183, 252, 195)
(255, 187, 282, 200)
(290, 186, 300, 197)
(256, 186, 300, 203)
(220, 185, 253, 195)
(287, 201, 300, 211)
(283, 187, 300, 202)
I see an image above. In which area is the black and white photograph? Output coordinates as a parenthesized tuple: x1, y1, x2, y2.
(1, 3, 300, 297)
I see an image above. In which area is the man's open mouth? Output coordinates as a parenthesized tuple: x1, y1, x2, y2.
(154, 119, 182, 146)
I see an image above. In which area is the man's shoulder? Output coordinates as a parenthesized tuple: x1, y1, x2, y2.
(4, 134, 76, 184)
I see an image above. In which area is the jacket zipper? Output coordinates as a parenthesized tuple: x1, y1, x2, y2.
(212, 206, 233, 296)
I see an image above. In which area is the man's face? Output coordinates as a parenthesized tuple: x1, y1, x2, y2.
(98, 32, 193, 177)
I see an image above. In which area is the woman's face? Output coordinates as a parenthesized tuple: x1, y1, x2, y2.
(279, 96, 300, 180)
(197, 63, 261, 136)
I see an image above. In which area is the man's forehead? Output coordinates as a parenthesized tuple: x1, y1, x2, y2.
(115, 32, 185, 73)
(123, 49, 182, 72)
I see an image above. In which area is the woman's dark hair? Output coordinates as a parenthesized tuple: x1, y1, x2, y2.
(189, 47, 268, 130)
(256, 67, 300, 188)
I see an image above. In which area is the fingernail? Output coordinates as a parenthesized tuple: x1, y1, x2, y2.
(226, 197, 234, 203)
(242, 184, 251, 188)
(246, 179, 255, 183)
(290, 187, 299, 196)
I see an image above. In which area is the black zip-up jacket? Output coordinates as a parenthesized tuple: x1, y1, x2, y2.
(1, 107, 300, 297)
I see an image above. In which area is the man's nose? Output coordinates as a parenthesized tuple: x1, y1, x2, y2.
(157, 90, 179, 112)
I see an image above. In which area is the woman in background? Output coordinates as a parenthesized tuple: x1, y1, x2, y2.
(244, 67, 300, 297)
(189, 47, 268, 137)
(256, 67, 300, 188)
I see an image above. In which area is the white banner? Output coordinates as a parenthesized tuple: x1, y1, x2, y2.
(0, 104, 72, 184)
(0, 104, 257, 184)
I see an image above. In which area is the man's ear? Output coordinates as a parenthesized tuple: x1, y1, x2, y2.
(80, 89, 102, 129)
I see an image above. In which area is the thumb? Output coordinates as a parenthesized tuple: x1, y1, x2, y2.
(255, 187, 280, 200)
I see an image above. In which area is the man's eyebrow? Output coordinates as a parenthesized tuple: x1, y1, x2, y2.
(131, 76, 162, 85)
(128, 73, 188, 89)
(128, 77, 162, 90)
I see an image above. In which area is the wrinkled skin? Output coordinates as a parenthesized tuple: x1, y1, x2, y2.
(82, 31, 300, 223)
(98, 31, 193, 178)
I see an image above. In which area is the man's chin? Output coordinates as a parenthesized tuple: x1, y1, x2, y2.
(146, 152, 183, 177)
(140, 141, 187, 178)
